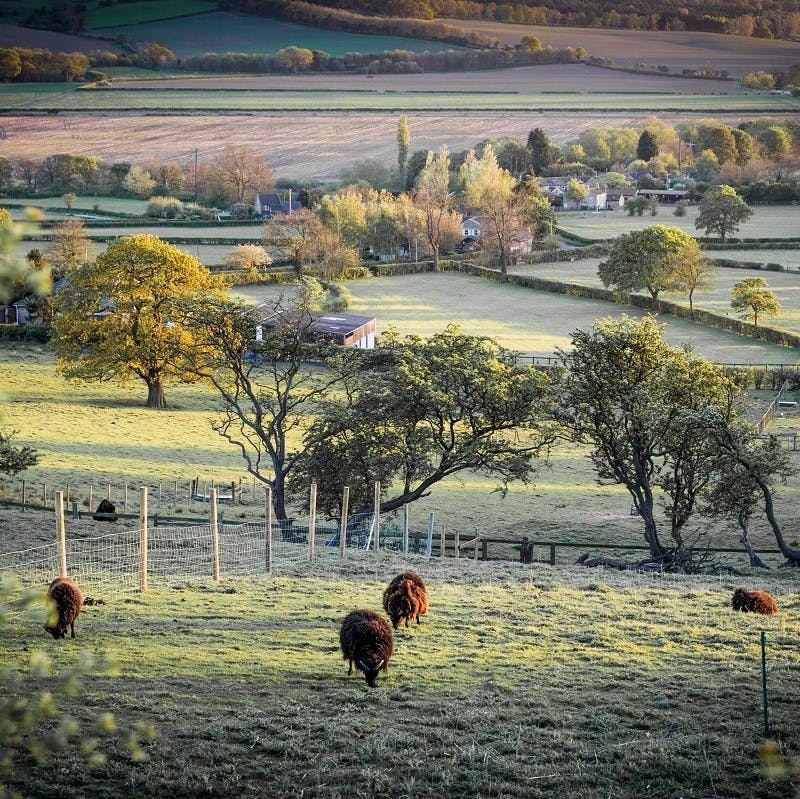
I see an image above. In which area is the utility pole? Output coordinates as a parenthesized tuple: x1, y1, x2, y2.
(193, 148, 198, 204)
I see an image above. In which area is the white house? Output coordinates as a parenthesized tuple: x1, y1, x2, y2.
(461, 216, 481, 239)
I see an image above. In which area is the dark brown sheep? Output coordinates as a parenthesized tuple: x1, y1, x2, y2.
(339, 609, 393, 687)
(732, 587, 778, 615)
(382, 570, 428, 630)
(44, 576, 84, 639)
(92, 498, 118, 522)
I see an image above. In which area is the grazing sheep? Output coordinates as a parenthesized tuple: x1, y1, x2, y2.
(732, 587, 778, 615)
(339, 609, 393, 687)
(44, 576, 84, 639)
(382, 571, 428, 630)
(93, 498, 118, 522)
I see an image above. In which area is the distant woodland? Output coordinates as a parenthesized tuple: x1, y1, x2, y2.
(233, 0, 800, 39)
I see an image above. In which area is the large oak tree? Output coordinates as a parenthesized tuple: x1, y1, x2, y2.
(52, 235, 225, 408)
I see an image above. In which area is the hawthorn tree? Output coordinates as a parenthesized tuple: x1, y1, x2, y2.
(598, 224, 701, 300)
(51, 235, 225, 409)
(666, 246, 715, 317)
(48, 217, 93, 276)
(175, 295, 361, 521)
(213, 144, 273, 204)
(560, 315, 741, 570)
(695, 184, 753, 242)
(292, 324, 558, 518)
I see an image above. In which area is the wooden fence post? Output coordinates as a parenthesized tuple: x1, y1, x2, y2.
(308, 482, 317, 561)
(439, 524, 445, 558)
(138, 486, 148, 593)
(55, 490, 67, 578)
(265, 486, 272, 575)
(481, 538, 488, 561)
(158, 481, 162, 508)
(87, 485, 93, 515)
(123, 482, 128, 513)
(425, 513, 434, 557)
(549, 543, 556, 565)
(403, 503, 409, 554)
(21, 479, 26, 512)
(339, 486, 349, 559)
(454, 529, 460, 559)
(210, 488, 220, 583)
(373, 480, 380, 552)
(42, 483, 47, 507)
(107, 482, 111, 502)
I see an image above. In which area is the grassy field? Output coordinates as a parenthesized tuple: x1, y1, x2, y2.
(235, 273, 800, 365)
(98, 11, 465, 56)
(4, 86, 796, 113)
(557, 206, 800, 242)
(1, 559, 798, 799)
(443, 18, 800, 79)
(511, 256, 800, 334)
(2, 108, 797, 184)
(84, 0, 216, 29)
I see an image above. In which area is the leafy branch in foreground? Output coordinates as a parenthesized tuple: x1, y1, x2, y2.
(0, 576, 156, 799)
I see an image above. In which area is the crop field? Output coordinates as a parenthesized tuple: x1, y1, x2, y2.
(98, 11, 465, 57)
(557, 205, 800, 241)
(442, 18, 800, 79)
(84, 0, 216, 30)
(0, 22, 122, 54)
(0, 556, 798, 799)
(2, 107, 797, 184)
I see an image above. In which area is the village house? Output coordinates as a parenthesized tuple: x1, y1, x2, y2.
(253, 192, 302, 220)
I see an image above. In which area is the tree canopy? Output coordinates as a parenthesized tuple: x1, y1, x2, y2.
(51, 235, 225, 408)
(598, 224, 701, 299)
(694, 184, 753, 242)
(731, 276, 781, 328)
(293, 324, 558, 518)
(560, 315, 742, 570)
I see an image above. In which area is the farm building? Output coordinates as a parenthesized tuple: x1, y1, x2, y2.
(255, 303, 376, 349)
(254, 192, 302, 219)
(636, 188, 689, 204)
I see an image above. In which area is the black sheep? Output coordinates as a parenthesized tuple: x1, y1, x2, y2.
(44, 576, 84, 639)
(93, 498, 118, 522)
(382, 571, 428, 629)
(339, 609, 393, 687)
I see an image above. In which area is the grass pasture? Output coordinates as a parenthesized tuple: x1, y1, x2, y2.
(4, 86, 796, 114)
(557, 205, 800, 242)
(97, 11, 466, 56)
(512, 255, 800, 335)
(0, 562, 798, 799)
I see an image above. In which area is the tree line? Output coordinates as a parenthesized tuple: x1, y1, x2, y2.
(269, 0, 800, 40)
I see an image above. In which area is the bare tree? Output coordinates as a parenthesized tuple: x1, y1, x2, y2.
(214, 145, 273, 204)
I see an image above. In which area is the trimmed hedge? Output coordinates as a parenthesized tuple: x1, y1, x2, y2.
(0, 324, 51, 342)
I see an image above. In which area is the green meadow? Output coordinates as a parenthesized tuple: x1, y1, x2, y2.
(97, 11, 466, 56)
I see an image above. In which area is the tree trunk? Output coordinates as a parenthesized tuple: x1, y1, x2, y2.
(145, 379, 167, 409)
(688, 290, 695, 320)
(431, 243, 439, 272)
(757, 476, 800, 566)
(738, 503, 767, 568)
(271, 473, 289, 521)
